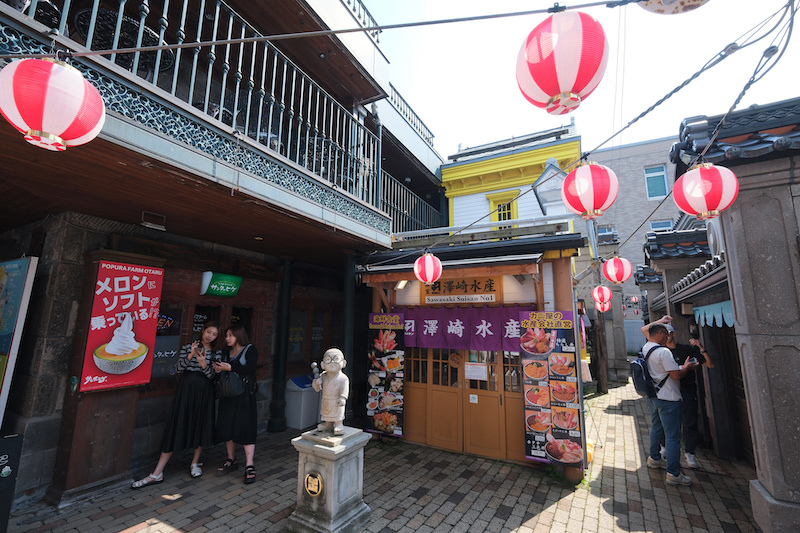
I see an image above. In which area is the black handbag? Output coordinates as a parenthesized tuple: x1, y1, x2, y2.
(214, 346, 248, 398)
(215, 370, 245, 398)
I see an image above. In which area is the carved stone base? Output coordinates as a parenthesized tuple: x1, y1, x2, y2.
(287, 427, 371, 533)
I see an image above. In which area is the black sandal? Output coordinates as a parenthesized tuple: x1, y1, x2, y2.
(217, 458, 238, 476)
(244, 465, 256, 484)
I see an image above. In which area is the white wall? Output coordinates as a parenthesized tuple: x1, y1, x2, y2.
(451, 187, 545, 227)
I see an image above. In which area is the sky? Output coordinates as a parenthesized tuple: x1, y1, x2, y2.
(361, 0, 800, 160)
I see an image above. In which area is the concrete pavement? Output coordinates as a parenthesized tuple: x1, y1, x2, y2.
(7, 381, 760, 533)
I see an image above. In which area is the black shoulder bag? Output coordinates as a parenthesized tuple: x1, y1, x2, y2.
(214, 346, 248, 398)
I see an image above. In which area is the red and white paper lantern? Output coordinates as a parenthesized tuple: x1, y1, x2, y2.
(516, 11, 609, 115)
(414, 253, 443, 286)
(673, 163, 739, 220)
(561, 162, 619, 219)
(592, 285, 612, 305)
(602, 257, 632, 285)
(596, 300, 611, 313)
(0, 58, 106, 151)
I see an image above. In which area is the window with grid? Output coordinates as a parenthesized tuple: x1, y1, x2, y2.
(431, 349, 458, 387)
(405, 347, 427, 384)
(502, 351, 522, 393)
(644, 165, 669, 199)
(487, 190, 519, 239)
(467, 350, 499, 391)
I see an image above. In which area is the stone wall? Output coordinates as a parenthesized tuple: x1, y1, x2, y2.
(719, 155, 800, 533)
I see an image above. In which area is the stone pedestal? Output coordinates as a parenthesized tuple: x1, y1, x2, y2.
(287, 427, 371, 533)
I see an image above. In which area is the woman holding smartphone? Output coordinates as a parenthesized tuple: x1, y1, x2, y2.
(213, 324, 259, 484)
(132, 321, 220, 488)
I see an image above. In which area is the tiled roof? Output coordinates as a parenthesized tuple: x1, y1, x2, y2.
(643, 229, 710, 260)
(671, 97, 800, 174)
(671, 251, 727, 293)
(634, 264, 662, 285)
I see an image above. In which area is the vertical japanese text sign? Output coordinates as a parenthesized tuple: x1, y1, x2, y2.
(80, 261, 164, 392)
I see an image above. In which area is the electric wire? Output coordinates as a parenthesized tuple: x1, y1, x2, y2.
(1, 0, 796, 269)
(376, 1, 799, 269)
(0, 0, 643, 60)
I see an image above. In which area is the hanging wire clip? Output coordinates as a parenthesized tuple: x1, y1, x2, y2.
(55, 49, 72, 63)
(548, 3, 567, 13)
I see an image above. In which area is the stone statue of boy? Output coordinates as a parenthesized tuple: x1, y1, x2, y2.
(312, 348, 349, 436)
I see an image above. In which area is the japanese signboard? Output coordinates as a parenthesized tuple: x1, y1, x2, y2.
(80, 261, 164, 392)
(402, 305, 525, 351)
(200, 271, 242, 297)
(520, 311, 585, 471)
(420, 276, 502, 304)
(0, 257, 38, 427)
(366, 313, 404, 436)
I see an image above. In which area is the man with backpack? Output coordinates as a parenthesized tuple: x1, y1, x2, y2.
(641, 322, 700, 486)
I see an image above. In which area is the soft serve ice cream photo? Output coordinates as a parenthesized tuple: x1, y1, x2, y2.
(93, 313, 148, 374)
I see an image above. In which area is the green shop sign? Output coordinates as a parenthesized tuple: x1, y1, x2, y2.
(200, 271, 242, 297)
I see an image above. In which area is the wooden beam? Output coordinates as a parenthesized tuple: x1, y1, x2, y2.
(362, 263, 540, 284)
(392, 223, 573, 249)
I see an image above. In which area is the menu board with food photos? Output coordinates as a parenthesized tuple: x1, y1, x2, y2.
(366, 313, 404, 436)
(519, 311, 585, 470)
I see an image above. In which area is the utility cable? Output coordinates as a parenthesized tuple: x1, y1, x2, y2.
(0, 0, 643, 60)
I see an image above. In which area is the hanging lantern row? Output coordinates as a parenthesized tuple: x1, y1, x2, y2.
(561, 162, 619, 219)
(673, 163, 739, 220)
(596, 300, 611, 313)
(413, 253, 443, 286)
(592, 285, 612, 305)
(602, 257, 632, 285)
(516, 11, 609, 115)
(0, 58, 106, 151)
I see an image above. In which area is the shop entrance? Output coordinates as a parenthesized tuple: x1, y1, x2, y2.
(463, 350, 505, 459)
(404, 348, 524, 461)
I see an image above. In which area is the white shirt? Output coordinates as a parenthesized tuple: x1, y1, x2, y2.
(643, 341, 681, 402)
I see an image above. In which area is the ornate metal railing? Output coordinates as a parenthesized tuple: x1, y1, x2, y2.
(341, 0, 380, 43)
(380, 170, 442, 233)
(15, 0, 381, 206)
(389, 83, 435, 148)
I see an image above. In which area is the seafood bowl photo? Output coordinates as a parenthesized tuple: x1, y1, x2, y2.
(523, 360, 548, 381)
(552, 408, 579, 431)
(545, 434, 583, 466)
(526, 411, 551, 433)
(520, 328, 554, 357)
(550, 381, 577, 403)
(524, 385, 550, 407)
(548, 353, 575, 376)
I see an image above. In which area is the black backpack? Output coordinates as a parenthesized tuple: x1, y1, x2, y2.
(630, 345, 669, 398)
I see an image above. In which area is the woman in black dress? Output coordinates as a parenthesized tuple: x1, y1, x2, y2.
(213, 324, 259, 484)
(132, 321, 219, 488)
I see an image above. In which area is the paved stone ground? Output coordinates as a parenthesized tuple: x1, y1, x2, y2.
(7, 382, 760, 533)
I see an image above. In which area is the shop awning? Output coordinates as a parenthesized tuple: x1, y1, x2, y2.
(693, 301, 734, 327)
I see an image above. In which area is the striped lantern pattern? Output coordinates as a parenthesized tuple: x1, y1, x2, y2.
(0, 58, 106, 151)
(413, 253, 443, 286)
(596, 300, 611, 313)
(673, 163, 739, 220)
(592, 285, 612, 305)
(602, 257, 633, 285)
(516, 11, 609, 115)
(561, 162, 619, 219)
